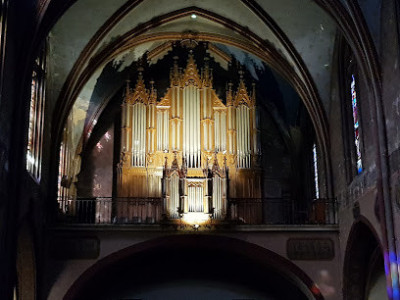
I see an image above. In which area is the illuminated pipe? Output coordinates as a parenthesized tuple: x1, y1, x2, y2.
(197, 88, 201, 167)
(163, 111, 166, 151)
(138, 104, 141, 166)
(132, 105, 136, 165)
(194, 86, 198, 167)
(198, 185, 202, 212)
(177, 118, 180, 151)
(203, 89, 207, 119)
(209, 121, 212, 153)
(239, 107, 243, 168)
(188, 88, 192, 167)
(141, 105, 144, 165)
(194, 87, 197, 166)
(127, 105, 131, 153)
(243, 106, 247, 167)
(162, 111, 164, 151)
(248, 108, 251, 167)
(166, 111, 169, 150)
(201, 185, 204, 212)
(172, 121, 175, 150)
(134, 104, 137, 166)
(142, 104, 146, 165)
(192, 87, 196, 167)
(189, 87, 191, 166)
(152, 106, 155, 153)
(252, 108, 256, 154)
(244, 107, 248, 168)
(163, 110, 166, 151)
(137, 104, 140, 166)
(159, 111, 161, 152)
(221, 111, 225, 151)
(139, 105, 142, 166)
(236, 108, 240, 167)
(147, 107, 150, 153)
(136, 104, 139, 166)
(177, 87, 180, 118)
(204, 122, 207, 151)
(158, 111, 161, 151)
(244, 106, 247, 167)
(156, 111, 159, 151)
(199, 185, 202, 212)
(242, 106, 246, 168)
(183, 90, 186, 157)
(177, 88, 181, 150)
(140, 104, 144, 166)
(195, 186, 198, 212)
(215, 111, 219, 151)
(171, 88, 174, 117)
(189, 186, 192, 212)
(184, 90, 188, 164)
(187, 88, 191, 167)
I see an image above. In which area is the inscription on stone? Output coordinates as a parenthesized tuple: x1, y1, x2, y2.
(287, 238, 334, 260)
(50, 236, 100, 259)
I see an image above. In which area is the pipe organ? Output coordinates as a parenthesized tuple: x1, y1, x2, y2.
(117, 53, 261, 224)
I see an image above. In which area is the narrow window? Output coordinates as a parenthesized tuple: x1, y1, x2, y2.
(351, 75, 362, 174)
(338, 36, 363, 181)
(26, 46, 46, 180)
(312, 143, 319, 198)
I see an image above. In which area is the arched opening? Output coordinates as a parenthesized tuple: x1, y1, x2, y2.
(47, 5, 335, 224)
(65, 235, 322, 300)
(343, 220, 387, 300)
(55, 40, 333, 227)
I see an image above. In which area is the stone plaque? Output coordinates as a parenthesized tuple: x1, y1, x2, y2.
(287, 238, 334, 260)
(50, 236, 100, 259)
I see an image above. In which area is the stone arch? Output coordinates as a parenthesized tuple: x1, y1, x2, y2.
(64, 235, 324, 300)
(343, 218, 386, 299)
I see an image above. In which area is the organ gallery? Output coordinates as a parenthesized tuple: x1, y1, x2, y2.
(117, 51, 262, 224)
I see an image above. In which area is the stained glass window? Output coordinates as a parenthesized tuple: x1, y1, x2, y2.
(312, 143, 319, 198)
(351, 74, 362, 174)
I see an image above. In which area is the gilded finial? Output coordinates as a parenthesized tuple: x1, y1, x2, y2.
(226, 82, 233, 106)
(182, 51, 201, 86)
(170, 56, 180, 86)
(131, 68, 149, 104)
(149, 79, 157, 104)
(201, 57, 212, 88)
(235, 69, 251, 107)
(124, 79, 131, 102)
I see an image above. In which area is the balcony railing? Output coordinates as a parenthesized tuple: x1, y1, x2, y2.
(56, 197, 337, 226)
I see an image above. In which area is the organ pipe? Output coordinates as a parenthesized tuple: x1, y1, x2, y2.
(118, 53, 260, 225)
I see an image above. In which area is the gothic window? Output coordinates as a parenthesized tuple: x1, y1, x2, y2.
(339, 38, 363, 181)
(26, 45, 46, 180)
(312, 143, 319, 199)
(351, 75, 363, 174)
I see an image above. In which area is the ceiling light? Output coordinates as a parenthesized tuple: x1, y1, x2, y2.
(191, 14, 197, 19)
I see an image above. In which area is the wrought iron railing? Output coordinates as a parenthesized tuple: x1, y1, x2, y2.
(56, 197, 337, 225)
(228, 198, 337, 225)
